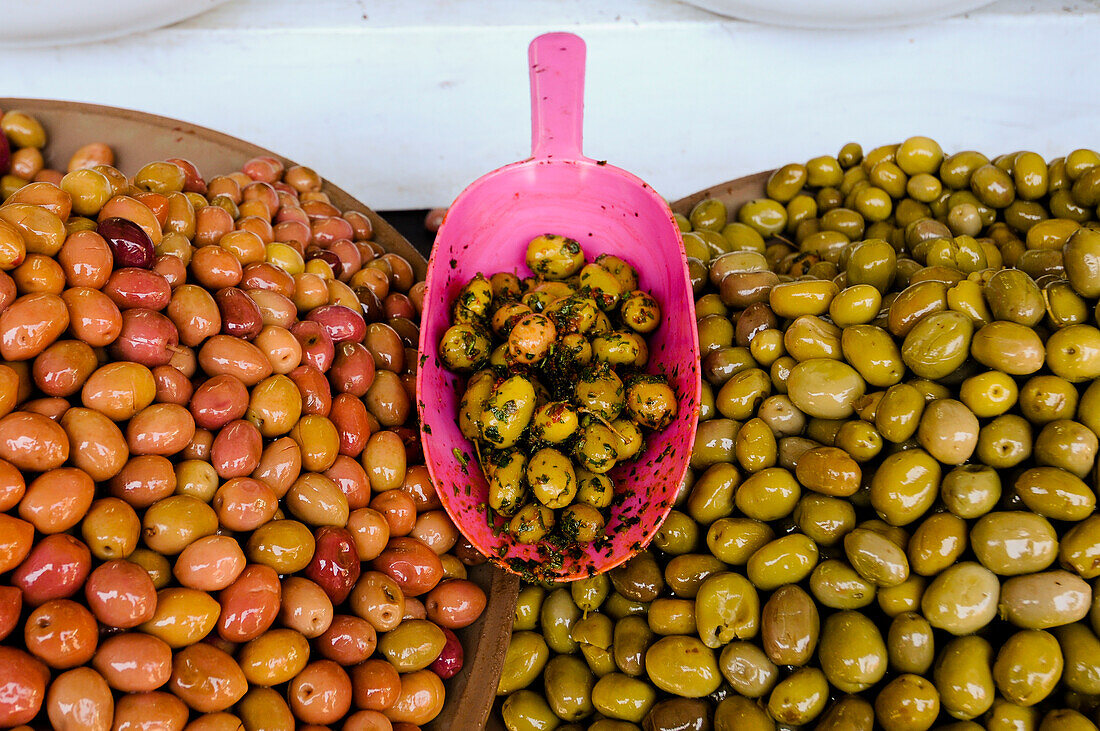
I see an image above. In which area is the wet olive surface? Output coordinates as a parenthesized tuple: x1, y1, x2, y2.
(496, 139, 1100, 731)
(0, 111, 487, 729)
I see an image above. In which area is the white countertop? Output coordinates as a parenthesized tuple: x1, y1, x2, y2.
(3, 0, 1099, 210)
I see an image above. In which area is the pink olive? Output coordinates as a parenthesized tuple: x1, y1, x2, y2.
(291, 320, 335, 372)
(306, 304, 366, 344)
(108, 308, 179, 367)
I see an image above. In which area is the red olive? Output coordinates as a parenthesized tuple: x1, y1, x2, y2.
(12, 533, 92, 606)
(306, 526, 361, 605)
(428, 626, 464, 679)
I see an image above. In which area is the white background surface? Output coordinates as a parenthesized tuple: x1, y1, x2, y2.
(2, 0, 1098, 210)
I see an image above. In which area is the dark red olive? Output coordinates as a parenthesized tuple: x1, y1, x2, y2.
(305, 526, 361, 605)
(0, 134, 10, 175)
(108, 308, 179, 367)
(306, 248, 343, 279)
(215, 287, 263, 340)
(387, 317, 420, 348)
(355, 286, 384, 323)
(306, 304, 366, 344)
(429, 627, 463, 679)
(97, 217, 154, 269)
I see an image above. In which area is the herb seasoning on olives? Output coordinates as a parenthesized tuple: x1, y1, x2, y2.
(439, 235, 677, 549)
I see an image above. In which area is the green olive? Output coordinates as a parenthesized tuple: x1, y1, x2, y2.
(571, 612, 616, 677)
(501, 689, 561, 731)
(694, 572, 759, 649)
(907, 512, 967, 577)
(900, 310, 973, 380)
(933, 635, 995, 721)
(718, 222, 765, 255)
(940, 465, 1001, 519)
(767, 667, 829, 726)
(841, 324, 904, 387)
(814, 695, 875, 731)
(735, 467, 800, 522)
(1046, 324, 1100, 382)
(439, 323, 492, 371)
(875, 674, 940, 731)
(509, 503, 554, 544)
(999, 570, 1091, 629)
(1014, 466, 1096, 521)
(786, 359, 865, 419)
(499, 631, 551, 694)
(984, 268, 1045, 326)
(875, 383, 926, 443)
(488, 450, 528, 516)
(513, 585, 545, 631)
(959, 370, 1018, 417)
(620, 290, 661, 334)
(594, 253, 639, 291)
(718, 641, 777, 699)
(795, 494, 856, 546)
(986, 698, 1041, 731)
(481, 375, 536, 448)
(761, 584, 819, 667)
(592, 673, 656, 723)
(542, 655, 595, 723)
(844, 528, 909, 588)
(746, 533, 819, 591)
(920, 562, 999, 635)
(527, 233, 585, 279)
(559, 503, 605, 543)
(714, 696, 776, 731)
(971, 397, 1030, 457)
(888, 612, 935, 675)
(738, 198, 788, 237)
(993, 629, 1063, 707)
(818, 610, 887, 693)
(684, 462, 737, 525)
(625, 377, 676, 430)
(645, 597, 696, 636)
(809, 559, 876, 610)
(1055, 622, 1100, 695)
(643, 635, 721, 697)
(970, 511, 1058, 576)
(573, 422, 620, 474)
(575, 468, 615, 509)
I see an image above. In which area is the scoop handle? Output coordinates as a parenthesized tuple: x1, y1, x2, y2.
(529, 32, 586, 160)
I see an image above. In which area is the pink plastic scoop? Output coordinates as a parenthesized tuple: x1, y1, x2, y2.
(416, 32, 700, 582)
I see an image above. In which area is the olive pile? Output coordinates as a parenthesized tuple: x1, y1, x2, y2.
(438, 235, 677, 549)
(0, 109, 489, 729)
(495, 138, 1100, 731)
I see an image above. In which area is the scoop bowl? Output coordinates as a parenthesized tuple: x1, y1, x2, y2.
(417, 33, 700, 581)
